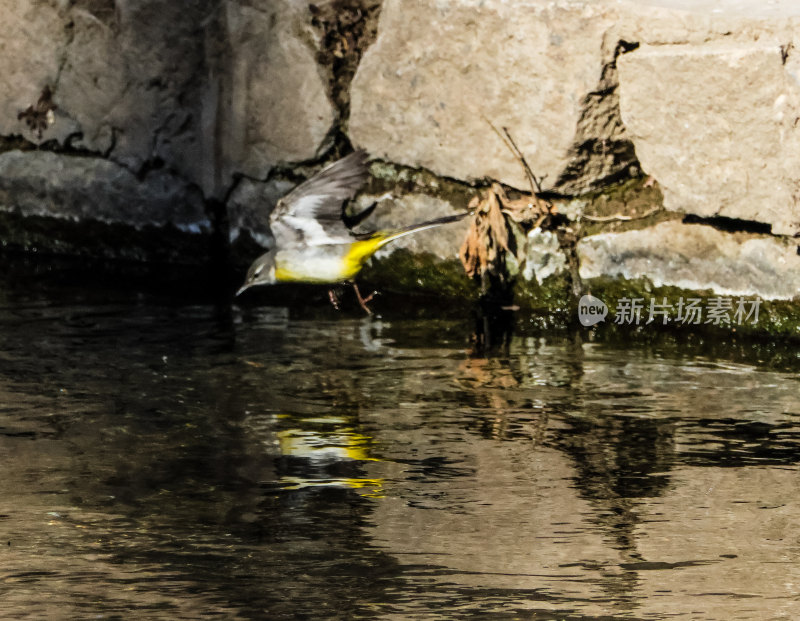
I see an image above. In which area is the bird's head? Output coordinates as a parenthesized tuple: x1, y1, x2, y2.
(236, 250, 277, 296)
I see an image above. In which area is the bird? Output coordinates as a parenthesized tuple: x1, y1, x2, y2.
(236, 149, 469, 312)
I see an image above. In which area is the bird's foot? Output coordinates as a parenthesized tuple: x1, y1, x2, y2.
(352, 283, 378, 315)
(328, 288, 341, 310)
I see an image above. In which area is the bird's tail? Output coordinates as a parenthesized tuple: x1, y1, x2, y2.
(376, 212, 470, 248)
(343, 212, 470, 278)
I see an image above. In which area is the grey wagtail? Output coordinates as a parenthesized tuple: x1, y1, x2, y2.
(236, 149, 469, 311)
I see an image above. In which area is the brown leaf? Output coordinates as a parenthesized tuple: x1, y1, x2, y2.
(476, 215, 491, 265)
(486, 186, 509, 253)
(459, 192, 501, 278)
(459, 209, 484, 278)
(461, 180, 554, 283)
(502, 193, 553, 225)
(491, 182, 509, 204)
(458, 233, 478, 278)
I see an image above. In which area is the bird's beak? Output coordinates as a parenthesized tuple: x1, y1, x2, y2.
(235, 283, 249, 297)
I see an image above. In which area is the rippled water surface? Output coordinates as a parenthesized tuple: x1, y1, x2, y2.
(1, 282, 799, 619)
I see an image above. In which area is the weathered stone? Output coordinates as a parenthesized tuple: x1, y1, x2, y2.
(577, 220, 800, 300)
(227, 177, 295, 248)
(0, 150, 208, 232)
(522, 229, 568, 284)
(57, 1, 214, 185)
(222, 1, 336, 183)
(4, 0, 800, 309)
(617, 41, 800, 236)
(350, 0, 623, 193)
(1, 0, 336, 197)
(616, 0, 800, 37)
(0, 1, 70, 140)
(0, 0, 218, 189)
(351, 0, 800, 229)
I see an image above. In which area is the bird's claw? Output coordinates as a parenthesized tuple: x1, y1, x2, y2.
(352, 283, 378, 315)
(328, 288, 341, 310)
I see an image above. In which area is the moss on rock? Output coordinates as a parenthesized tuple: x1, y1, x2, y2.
(580, 276, 800, 341)
(365, 160, 478, 209)
(514, 272, 574, 315)
(571, 175, 674, 237)
(360, 249, 477, 299)
(0, 210, 213, 266)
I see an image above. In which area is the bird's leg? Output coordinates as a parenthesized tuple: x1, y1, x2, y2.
(352, 282, 377, 315)
(328, 288, 341, 310)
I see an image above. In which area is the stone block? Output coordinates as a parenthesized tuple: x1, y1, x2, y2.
(577, 220, 800, 300)
(0, 1, 69, 139)
(523, 229, 568, 284)
(222, 1, 336, 182)
(350, 0, 620, 192)
(0, 0, 336, 197)
(55, 1, 212, 185)
(227, 177, 295, 248)
(618, 41, 800, 236)
(0, 150, 208, 232)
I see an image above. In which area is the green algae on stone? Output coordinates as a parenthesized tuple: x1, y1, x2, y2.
(366, 160, 478, 209)
(360, 249, 477, 299)
(0, 210, 213, 266)
(582, 276, 800, 341)
(571, 176, 673, 237)
(514, 272, 574, 316)
(510, 270, 800, 340)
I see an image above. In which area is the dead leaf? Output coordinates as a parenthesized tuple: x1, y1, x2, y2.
(502, 194, 554, 225)
(486, 185, 509, 253)
(460, 122, 561, 293)
(459, 182, 555, 285)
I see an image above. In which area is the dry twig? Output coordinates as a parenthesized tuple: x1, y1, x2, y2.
(582, 206, 661, 222)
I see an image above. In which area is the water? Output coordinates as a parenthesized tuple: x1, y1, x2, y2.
(1, 277, 799, 619)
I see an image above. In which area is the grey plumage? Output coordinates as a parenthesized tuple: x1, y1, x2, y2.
(269, 150, 370, 248)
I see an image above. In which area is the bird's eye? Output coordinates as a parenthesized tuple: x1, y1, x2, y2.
(253, 265, 263, 277)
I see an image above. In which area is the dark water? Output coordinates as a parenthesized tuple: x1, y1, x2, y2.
(1, 279, 799, 620)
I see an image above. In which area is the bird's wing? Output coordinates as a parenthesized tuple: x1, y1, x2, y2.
(270, 150, 369, 247)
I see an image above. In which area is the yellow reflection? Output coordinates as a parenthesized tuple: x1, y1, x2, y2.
(278, 476, 384, 498)
(275, 423, 383, 497)
(276, 428, 379, 462)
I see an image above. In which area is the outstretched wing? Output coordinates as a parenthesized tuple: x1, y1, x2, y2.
(270, 150, 369, 248)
